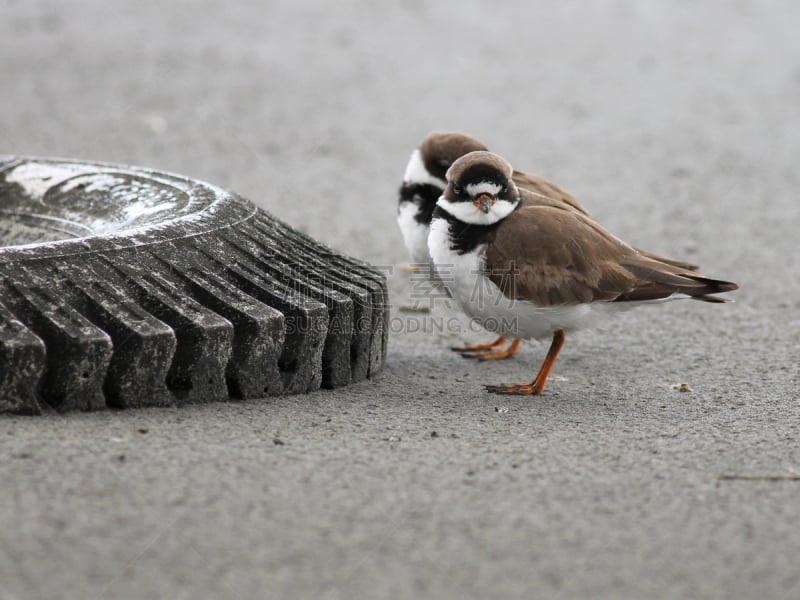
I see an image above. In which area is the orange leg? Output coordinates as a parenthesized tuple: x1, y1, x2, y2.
(452, 336, 507, 354)
(474, 338, 522, 361)
(485, 330, 565, 396)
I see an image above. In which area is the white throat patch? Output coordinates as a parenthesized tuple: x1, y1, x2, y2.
(403, 149, 447, 187)
(436, 195, 518, 225)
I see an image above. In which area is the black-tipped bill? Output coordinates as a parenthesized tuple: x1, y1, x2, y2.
(474, 193, 494, 214)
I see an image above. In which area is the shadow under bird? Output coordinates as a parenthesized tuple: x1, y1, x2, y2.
(427, 150, 738, 396)
(398, 131, 700, 362)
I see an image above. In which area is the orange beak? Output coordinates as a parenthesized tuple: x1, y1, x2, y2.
(474, 193, 494, 214)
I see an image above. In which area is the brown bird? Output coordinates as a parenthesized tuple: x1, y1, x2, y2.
(428, 151, 737, 396)
(399, 131, 699, 361)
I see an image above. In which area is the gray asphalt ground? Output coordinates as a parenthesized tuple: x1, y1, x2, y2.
(2, 1, 799, 598)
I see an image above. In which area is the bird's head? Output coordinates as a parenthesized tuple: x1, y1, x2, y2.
(438, 151, 520, 225)
(401, 131, 488, 190)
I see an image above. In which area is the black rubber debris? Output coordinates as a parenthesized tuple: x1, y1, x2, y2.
(0, 156, 388, 414)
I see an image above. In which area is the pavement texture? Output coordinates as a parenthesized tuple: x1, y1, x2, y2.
(2, 1, 799, 599)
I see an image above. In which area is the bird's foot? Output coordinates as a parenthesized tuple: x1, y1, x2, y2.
(464, 349, 513, 361)
(485, 382, 543, 396)
(452, 336, 506, 354)
(457, 337, 521, 361)
(475, 338, 521, 361)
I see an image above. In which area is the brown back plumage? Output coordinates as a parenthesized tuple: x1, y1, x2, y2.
(513, 170, 590, 216)
(418, 131, 700, 271)
(484, 190, 737, 307)
(511, 171, 699, 272)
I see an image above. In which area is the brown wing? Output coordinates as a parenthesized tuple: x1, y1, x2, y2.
(512, 169, 700, 271)
(630, 250, 700, 272)
(485, 203, 737, 307)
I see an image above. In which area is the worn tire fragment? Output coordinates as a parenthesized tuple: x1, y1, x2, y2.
(0, 156, 387, 414)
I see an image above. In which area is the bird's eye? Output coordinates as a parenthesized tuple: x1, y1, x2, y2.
(453, 184, 462, 195)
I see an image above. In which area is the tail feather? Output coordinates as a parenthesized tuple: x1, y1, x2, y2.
(692, 294, 733, 303)
(686, 274, 738, 302)
(615, 257, 738, 303)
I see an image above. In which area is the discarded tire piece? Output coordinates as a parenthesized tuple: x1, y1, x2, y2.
(0, 156, 387, 414)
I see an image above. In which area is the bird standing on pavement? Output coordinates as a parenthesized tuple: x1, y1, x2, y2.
(427, 151, 737, 395)
(398, 131, 701, 361)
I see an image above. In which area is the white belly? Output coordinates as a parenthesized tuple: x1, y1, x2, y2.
(428, 217, 616, 340)
(397, 201, 431, 265)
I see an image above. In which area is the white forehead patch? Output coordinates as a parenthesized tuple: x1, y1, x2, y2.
(466, 181, 502, 197)
(403, 149, 447, 187)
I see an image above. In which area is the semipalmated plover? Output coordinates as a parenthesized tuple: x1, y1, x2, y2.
(398, 132, 487, 266)
(428, 151, 737, 396)
(398, 131, 700, 361)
